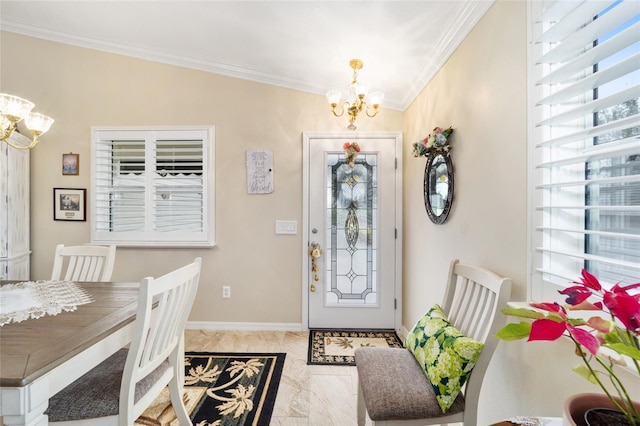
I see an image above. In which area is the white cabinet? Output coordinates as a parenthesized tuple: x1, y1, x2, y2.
(0, 133, 30, 280)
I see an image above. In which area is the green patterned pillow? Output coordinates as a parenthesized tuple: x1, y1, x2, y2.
(405, 304, 484, 413)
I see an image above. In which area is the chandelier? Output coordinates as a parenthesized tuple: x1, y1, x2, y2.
(1, 93, 55, 149)
(326, 59, 384, 130)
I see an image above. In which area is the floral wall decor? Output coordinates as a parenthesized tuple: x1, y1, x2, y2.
(343, 142, 360, 167)
(412, 126, 454, 157)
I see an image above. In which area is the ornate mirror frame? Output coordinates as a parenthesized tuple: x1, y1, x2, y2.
(423, 151, 454, 224)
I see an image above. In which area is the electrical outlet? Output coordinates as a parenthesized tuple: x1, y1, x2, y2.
(222, 286, 231, 299)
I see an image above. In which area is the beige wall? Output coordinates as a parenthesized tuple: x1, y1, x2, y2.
(0, 30, 403, 325)
(403, 0, 528, 325)
(402, 1, 530, 421)
(400, 1, 639, 423)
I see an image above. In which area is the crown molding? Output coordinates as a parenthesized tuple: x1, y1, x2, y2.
(1, 1, 493, 113)
(400, 0, 495, 109)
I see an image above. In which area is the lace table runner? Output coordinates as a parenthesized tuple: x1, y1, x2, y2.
(0, 280, 94, 326)
(507, 417, 563, 426)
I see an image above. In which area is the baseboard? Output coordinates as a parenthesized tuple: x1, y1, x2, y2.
(186, 321, 304, 331)
(398, 325, 409, 341)
(186, 321, 408, 335)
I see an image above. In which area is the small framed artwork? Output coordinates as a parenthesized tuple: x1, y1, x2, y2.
(53, 188, 86, 221)
(62, 153, 79, 175)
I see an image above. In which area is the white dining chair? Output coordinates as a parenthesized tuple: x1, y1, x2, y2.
(355, 259, 512, 426)
(46, 257, 202, 426)
(50, 244, 116, 282)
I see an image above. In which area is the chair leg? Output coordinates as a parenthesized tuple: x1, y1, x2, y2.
(178, 335, 186, 394)
(357, 382, 367, 426)
(169, 372, 192, 426)
(169, 346, 192, 426)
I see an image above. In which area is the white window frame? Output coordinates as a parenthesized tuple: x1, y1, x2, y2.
(527, 0, 640, 302)
(90, 126, 215, 247)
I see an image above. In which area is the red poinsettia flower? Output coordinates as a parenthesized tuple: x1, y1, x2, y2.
(497, 269, 640, 424)
(579, 269, 603, 292)
(527, 303, 600, 355)
(603, 282, 640, 335)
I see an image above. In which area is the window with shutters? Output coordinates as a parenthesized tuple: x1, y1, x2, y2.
(90, 127, 215, 247)
(528, 0, 639, 301)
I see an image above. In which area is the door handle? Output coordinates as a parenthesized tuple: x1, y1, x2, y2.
(309, 241, 323, 292)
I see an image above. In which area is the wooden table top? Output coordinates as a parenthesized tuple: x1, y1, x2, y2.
(0, 281, 140, 387)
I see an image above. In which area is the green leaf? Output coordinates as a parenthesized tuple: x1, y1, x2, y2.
(605, 343, 640, 361)
(573, 364, 599, 385)
(495, 322, 532, 341)
(501, 307, 545, 320)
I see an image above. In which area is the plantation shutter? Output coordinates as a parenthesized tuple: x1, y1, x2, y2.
(91, 127, 215, 247)
(154, 138, 204, 233)
(530, 0, 640, 301)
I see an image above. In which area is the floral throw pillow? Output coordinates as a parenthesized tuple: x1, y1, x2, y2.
(404, 304, 484, 413)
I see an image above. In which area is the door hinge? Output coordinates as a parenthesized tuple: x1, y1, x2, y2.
(394, 298, 397, 310)
(395, 157, 398, 169)
(394, 228, 397, 239)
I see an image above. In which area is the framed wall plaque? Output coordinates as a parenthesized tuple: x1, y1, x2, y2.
(62, 153, 79, 175)
(53, 188, 86, 221)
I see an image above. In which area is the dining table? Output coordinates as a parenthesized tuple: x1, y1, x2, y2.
(0, 280, 141, 426)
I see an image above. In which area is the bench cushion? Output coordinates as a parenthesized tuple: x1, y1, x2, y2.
(354, 347, 464, 421)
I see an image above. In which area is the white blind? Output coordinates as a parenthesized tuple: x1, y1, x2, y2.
(91, 128, 215, 247)
(530, 0, 640, 300)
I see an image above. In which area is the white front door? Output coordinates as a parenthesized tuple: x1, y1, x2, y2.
(302, 132, 402, 329)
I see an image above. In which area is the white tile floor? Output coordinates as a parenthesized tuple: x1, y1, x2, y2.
(183, 329, 365, 426)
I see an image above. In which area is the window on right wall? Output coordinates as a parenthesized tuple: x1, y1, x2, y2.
(528, 0, 640, 302)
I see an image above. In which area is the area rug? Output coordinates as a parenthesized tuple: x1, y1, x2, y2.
(136, 352, 286, 426)
(307, 329, 403, 366)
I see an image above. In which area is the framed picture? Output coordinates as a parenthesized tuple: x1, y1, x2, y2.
(62, 153, 79, 175)
(53, 188, 86, 221)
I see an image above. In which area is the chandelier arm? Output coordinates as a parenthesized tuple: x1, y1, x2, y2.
(330, 107, 344, 118)
(3, 135, 38, 150)
(0, 123, 18, 141)
(330, 101, 352, 118)
(365, 106, 380, 118)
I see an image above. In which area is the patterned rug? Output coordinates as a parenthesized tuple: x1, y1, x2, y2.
(136, 352, 285, 426)
(307, 329, 404, 366)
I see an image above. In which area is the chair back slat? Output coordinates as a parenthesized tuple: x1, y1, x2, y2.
(441, 259, 512, 425)
(51, 244, 116, 282)
(120, 257, 202, 423)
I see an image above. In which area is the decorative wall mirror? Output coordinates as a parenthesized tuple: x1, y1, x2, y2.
(423, 152, 454, 224)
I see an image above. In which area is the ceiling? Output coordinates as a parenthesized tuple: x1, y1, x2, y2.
(0, 1, 494, 111)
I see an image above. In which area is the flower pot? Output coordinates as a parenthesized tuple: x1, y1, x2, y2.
(564, 393, 640, 426)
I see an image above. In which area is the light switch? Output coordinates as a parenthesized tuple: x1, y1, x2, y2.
(275, 220, 297, 235)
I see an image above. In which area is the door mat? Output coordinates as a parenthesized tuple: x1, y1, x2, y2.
(137, 352, 285, 426)
(307, 329, 403, 366)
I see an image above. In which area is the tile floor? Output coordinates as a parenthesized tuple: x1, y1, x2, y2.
(184, 329, 365, 426)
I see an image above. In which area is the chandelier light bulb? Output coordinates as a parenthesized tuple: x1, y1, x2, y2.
(25, 112, 55, 135)
(326, 90, 341, 106)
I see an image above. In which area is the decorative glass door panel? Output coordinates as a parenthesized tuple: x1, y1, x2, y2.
(306, 134, 400, 329)
(326, 153, 378, 306)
